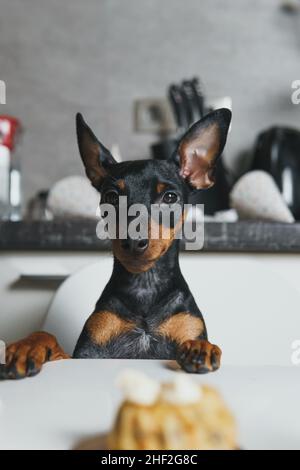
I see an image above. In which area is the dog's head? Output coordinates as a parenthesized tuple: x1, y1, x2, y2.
(76, 109, 231, 273)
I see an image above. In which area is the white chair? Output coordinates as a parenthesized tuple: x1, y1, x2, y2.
(43, 253, 300, 365)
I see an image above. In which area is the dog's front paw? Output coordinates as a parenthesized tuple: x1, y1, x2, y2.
(176, 339, 222, 374)
(0, 332, 69, 380)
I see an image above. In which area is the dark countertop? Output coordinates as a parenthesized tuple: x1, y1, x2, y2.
(1, 220, 300, 253)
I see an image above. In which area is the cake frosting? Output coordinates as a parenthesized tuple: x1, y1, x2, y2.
(108, 370, 238, 450)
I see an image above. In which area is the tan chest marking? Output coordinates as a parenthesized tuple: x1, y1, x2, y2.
(86, 311, 135, 346)
(117, 179, 125, 191)
(157, 312, 204, 345)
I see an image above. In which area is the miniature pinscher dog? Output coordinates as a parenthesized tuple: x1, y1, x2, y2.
(0, 108, 231, 380)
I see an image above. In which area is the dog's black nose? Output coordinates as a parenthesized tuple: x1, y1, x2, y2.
(121, 238, 149, 254)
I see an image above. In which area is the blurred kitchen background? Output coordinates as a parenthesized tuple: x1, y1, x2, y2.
(2, 0, 300, 345)
(1, 0, 300, 219)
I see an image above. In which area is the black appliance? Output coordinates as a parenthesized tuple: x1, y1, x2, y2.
(252, 126, 300, 220)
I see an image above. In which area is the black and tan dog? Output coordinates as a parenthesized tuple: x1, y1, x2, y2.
(0, 108, 231, 380)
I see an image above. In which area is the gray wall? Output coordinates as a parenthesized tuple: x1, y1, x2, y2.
(1, 0, 300, 203)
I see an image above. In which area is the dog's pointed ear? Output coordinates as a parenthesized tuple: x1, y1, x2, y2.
(76, 113, 116, 189)
(173, 108, 231, 190)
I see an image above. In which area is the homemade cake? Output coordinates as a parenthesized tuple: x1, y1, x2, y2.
(107, 370, 238, 450)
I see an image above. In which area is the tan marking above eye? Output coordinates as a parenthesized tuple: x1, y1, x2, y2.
(86, 311, 135, 345)
(156, 182, 167, 194)
(117, 179, 126, 191)
(157, 312, 204, 345)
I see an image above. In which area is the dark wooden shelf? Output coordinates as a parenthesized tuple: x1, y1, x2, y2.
(1, 220, 300, 253)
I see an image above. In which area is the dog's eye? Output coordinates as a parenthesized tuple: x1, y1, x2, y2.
(162, 191, 178, 204)
(102, 190, 119, 206)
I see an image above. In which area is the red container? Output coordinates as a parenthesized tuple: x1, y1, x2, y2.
(0, 115, 21, 151)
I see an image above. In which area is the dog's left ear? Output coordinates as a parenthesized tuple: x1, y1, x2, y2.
(174, 108, 231, 190)
(76, 113, 116, 189)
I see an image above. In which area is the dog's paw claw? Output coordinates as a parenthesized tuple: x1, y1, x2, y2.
(0, 332, 69, 381)
(0, 347, 43, 380)
(177, 339, 222, 374)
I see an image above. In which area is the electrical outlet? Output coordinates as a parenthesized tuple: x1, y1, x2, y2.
(134, 98, 176, 134)
(0, 80, 6, 104)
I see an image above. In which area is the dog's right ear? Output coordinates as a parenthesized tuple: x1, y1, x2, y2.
(76, 113, 116, 189)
